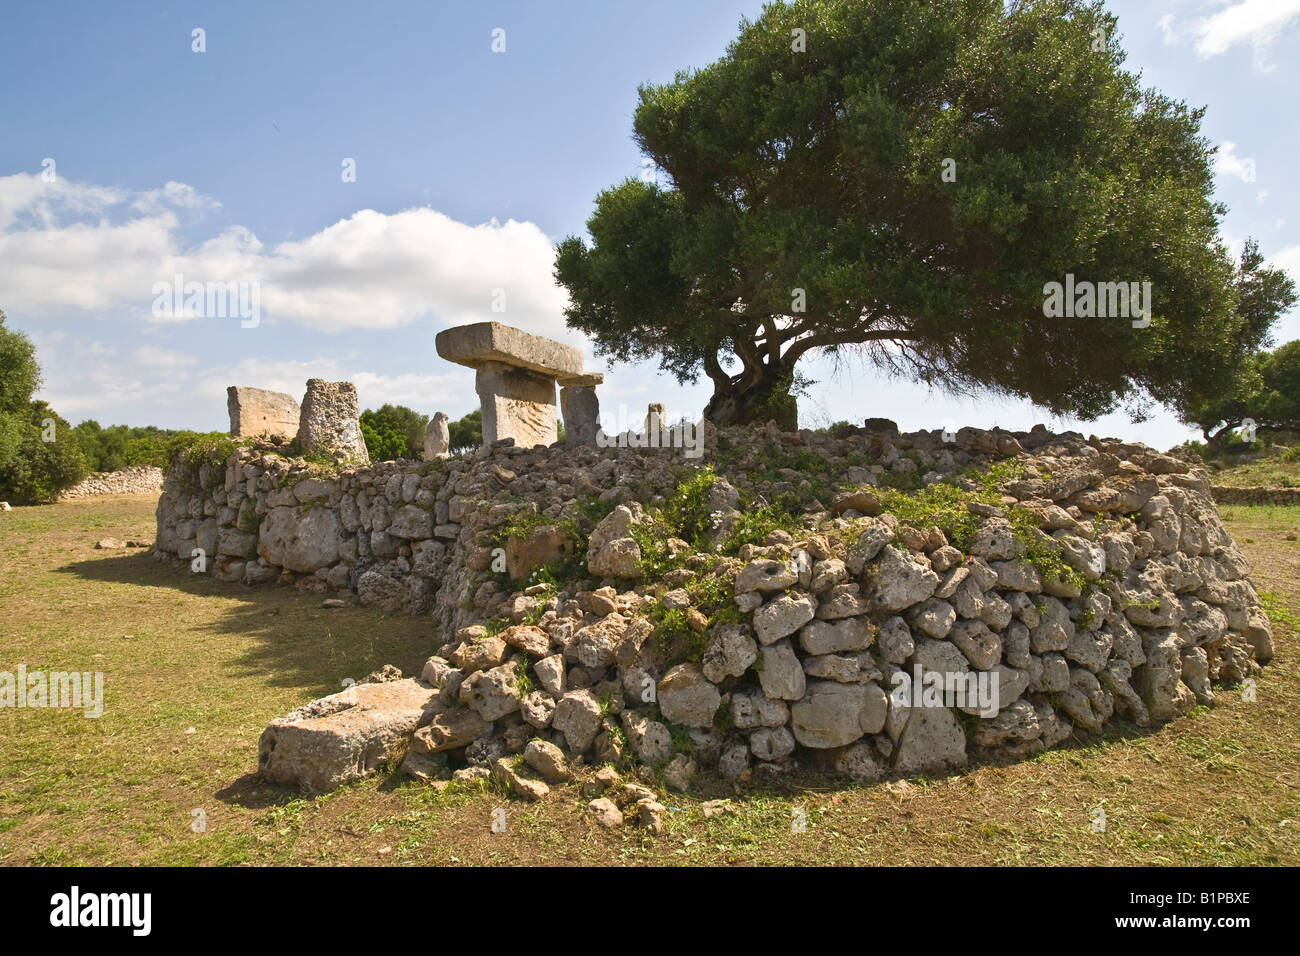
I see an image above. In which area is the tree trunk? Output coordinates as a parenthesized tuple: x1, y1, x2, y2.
(704, 369, 798, 430)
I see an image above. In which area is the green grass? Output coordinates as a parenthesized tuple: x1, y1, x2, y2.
(0, 496, 1297, 866)
(1210, 456, 1300, 489)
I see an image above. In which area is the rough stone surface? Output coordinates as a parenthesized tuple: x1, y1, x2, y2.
(436, 321, 586, 379)
(790, 681, 888, 749)
(258, 679, 435, 793)
(656, 663, 721, 728)
(298, 379, 369, 463)
(475, 362, 558, 449)
(424, 412, 450, 460)
(561, 386, 600, 446)
(228, 386, 300, 440)
(158, 418, 1270, 793)
(258, 506, 343, 573)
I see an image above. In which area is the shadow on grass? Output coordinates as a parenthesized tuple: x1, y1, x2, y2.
(54, 552, 434, 698)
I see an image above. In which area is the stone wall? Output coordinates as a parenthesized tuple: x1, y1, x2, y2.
(155, 422, 1275, 793)
(60, 466, 164, 499)
(1211, 485, 1300, 506)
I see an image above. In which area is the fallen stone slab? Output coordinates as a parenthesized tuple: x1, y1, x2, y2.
(258, 678, 437, 793)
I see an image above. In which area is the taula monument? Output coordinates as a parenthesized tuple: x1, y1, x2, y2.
(153, 320, 1276, 821)
(435, 321, 604, 449)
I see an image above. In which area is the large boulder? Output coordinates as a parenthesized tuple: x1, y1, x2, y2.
(227, 386, 300, 440)
(656, 664, 721, 728)
(257, 506, 343, 573)
(790, 681, 888, 748)
(258, 679, 436, 793)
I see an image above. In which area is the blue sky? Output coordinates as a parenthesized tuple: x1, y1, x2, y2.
(2, 0, 1298, 449)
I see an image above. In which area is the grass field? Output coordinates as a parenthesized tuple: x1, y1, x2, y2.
(2, 495, 1299, 866)
(1208, 456, 1300, 489)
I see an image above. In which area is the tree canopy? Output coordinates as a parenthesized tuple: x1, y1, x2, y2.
(360, 406, 423, 461)
(0, 308, 41, 472)
(448, 409, 482, 454)
(555, 0, 1295, 427)
(1179, 336, 1300, 447)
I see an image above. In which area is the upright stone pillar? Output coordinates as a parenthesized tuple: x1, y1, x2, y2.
(560, 378, 601, 446)
(424, 412, 450, 460)
(298, 379, 370, 464)
(645, 403, 666, 439)
(435, 321, 602, 450)
(474, 362, 558, 447)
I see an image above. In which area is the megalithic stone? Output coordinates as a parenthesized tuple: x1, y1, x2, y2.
(435, 321, 603, 449)
(561, 383, 600, 445)
(474, 362, 559, 448)
(424, 411, 450, 460)
(298, 379, 370, 464)
(227, 386, 300, 441)
(645, 403, 666, 442)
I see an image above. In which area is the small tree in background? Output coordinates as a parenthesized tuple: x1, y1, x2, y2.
(447, 409, 482, 454)
(357, 404, 430, 460)
(359, 408, 411, 461)
(1179, 337, 1300, 450)
(0, 308, 41, 473)
(0, 401, 89, 504)
(0, 309, 89, 503)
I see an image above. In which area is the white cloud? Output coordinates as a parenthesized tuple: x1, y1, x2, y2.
(31, 335, 476, 429)
(1213, 141, 1256, 182)
(1267, 244, 1300, 281)
(1158, 13, 1180, 45)
(0, 174, 578, 346)
(1189, 0, 1300, 58)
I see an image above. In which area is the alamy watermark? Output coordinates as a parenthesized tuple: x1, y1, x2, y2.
(1042, 274, 1152, 328)
(890, 666, 1000, 718)
(596, 405, 704, 458)
(1, 665, 104, 718)
(151, 272, 261, 328)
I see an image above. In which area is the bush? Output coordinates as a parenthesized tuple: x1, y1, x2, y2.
(359, 404, 431, 460)
(0, 402, 90, 503)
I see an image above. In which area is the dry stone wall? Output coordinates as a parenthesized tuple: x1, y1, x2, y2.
(1211, 485, 1300, 506)
(60, 465, 164, 499)
(154, 422, 1275, 794)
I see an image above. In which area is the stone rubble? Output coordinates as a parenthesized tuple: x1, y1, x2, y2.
(154, 416, 1275, 828)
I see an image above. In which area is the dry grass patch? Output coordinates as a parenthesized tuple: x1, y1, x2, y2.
(1, 496, 1297, 866)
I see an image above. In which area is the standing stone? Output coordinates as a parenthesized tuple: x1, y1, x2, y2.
(227, 386, 300, 440)
(645, 403, 666, 438)
(475, 362, 558, 448)
(424, 411, 450, 460)
(561, 382, 600, 445)
(298, 380, 369, 464)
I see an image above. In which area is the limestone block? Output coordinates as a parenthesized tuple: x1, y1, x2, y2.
(475, 362, 558, 448)
(435, 321, 585, 379)
(424, 411, 450, 460)
(258, 679, 437, 793)
(561, 386, 600, 445)
(298, 379, 369, 463)
(227, 386, 300, 440)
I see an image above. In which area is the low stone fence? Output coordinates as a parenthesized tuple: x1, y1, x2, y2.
(1211, 486, 1300, 506)
(60, 466, 164, 499)
(155, 423, 1275, 796)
